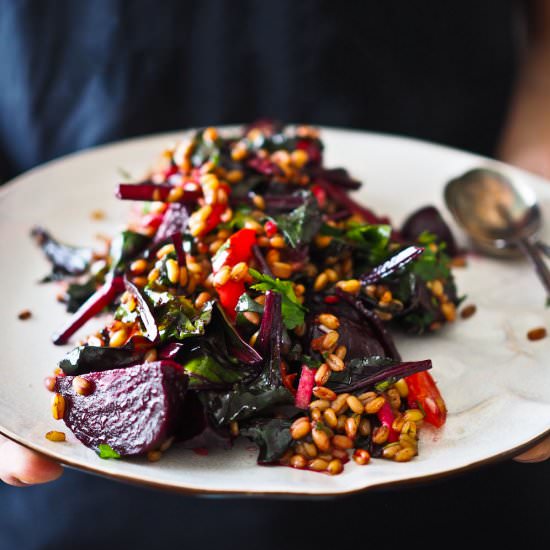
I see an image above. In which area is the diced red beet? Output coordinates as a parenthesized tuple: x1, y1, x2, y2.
(54, 361, 188, 456)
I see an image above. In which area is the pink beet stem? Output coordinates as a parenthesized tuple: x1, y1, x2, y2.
(377, 401, 399, 443)
(295, 365, 316, 409)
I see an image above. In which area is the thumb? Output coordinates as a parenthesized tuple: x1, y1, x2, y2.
(0, 434, 63, 486)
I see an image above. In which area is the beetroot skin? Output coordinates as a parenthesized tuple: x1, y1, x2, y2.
(55, 361, 188, 456)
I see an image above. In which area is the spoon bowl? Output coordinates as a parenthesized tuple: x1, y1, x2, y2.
(444, 168, 543, 257)
(445, 167, 550, 299)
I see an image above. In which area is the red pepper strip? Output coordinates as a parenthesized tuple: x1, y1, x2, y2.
(212, 228, 257, 272)
(311, 184, 327, 208)
(280, 361, 297, 396)
(406, 371, 447, 428)
(116, 182, 201, 203)
(377, 401, 399, 443)
(198, 203, 226, 237)
(212, 228, 257, 318)
(52, 274, 125, 345)
(264, 220, 278, 238)
(295, 365, 316, 409)
(141, 212, 164, 231)
(216, 280, 244, 321)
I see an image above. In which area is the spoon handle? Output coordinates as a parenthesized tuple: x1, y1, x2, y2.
(536, 240, 550, 260)
(517, 238, 550, 298)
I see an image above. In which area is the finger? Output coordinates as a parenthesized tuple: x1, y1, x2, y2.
(514, 436, 550, 463)
(0, 434, 63, 486)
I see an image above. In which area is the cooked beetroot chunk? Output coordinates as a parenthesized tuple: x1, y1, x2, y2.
(55, 361, 188, 456)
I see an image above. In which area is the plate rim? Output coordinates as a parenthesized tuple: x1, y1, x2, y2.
(1, 425, 548, 496)
(2, 125, 549, 496)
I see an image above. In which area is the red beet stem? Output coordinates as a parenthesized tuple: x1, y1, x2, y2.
(116, 182, 201, 203)
(315, 179, 389, 225)
(171, 232, 186, 268)
(52, 275, 124, 345)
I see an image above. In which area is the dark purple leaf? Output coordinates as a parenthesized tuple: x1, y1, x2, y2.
(263, 194, 306, 211)
(401, 205, 458, 256)
(31, 226, 92, 280)
(153, 203, 190, 245)
(309, 167, 361, 190)
(330, 358, 432, 394)
(335, 289, 401, 361)
(123, 277, 159, 343)
(361, 246, 424, 285)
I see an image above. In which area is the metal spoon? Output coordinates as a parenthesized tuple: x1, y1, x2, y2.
(444, 167, 550, 297)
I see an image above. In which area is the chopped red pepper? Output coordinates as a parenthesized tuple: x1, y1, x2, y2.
(311, 184, 327, 208)
(215, 280, 245, 319)
(212, 228, 257, 272)
(406, 371, 447, 428)
(264, 220, 278, 237)
(212, 228, 257, 318)
(141, 212, 164, 231)
(280, 361, 297, 395)
(199, 203, 226, 237)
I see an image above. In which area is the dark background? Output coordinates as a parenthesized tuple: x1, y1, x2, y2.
(0, 0, 548, 546)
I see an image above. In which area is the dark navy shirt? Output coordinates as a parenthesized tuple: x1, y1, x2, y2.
(1, 1, 548, 547)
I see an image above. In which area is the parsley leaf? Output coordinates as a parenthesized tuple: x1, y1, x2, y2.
(248, 268, 306, 329)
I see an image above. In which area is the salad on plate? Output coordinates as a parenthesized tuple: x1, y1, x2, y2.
(34, 121, 461, 475)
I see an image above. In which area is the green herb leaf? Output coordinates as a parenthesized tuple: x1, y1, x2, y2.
(248, 268, 306, 329)
(320, 222, 391, 264)
(240, 418, 293, 464)
(143, 286, 213, 341)
(235, 292, 264, 314)
(219, 205, 254, 231)
(275, 191, 322, 248)
(97, 444, 121, 459)
(409, 234, 451, 281)
(183, 354, 243, 388)
(345, 223, 391, 263)
(109, 231, 150, 274)
(301, 355, 322, 369)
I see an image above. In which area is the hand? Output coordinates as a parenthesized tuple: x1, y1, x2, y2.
(513, 437, 550, 463)
(0, 434, 63, 486)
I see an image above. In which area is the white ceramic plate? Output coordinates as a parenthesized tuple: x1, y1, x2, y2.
(1, 127, 549, 496)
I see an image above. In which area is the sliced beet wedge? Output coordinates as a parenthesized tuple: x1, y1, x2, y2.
(55, 361, 188, 456)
